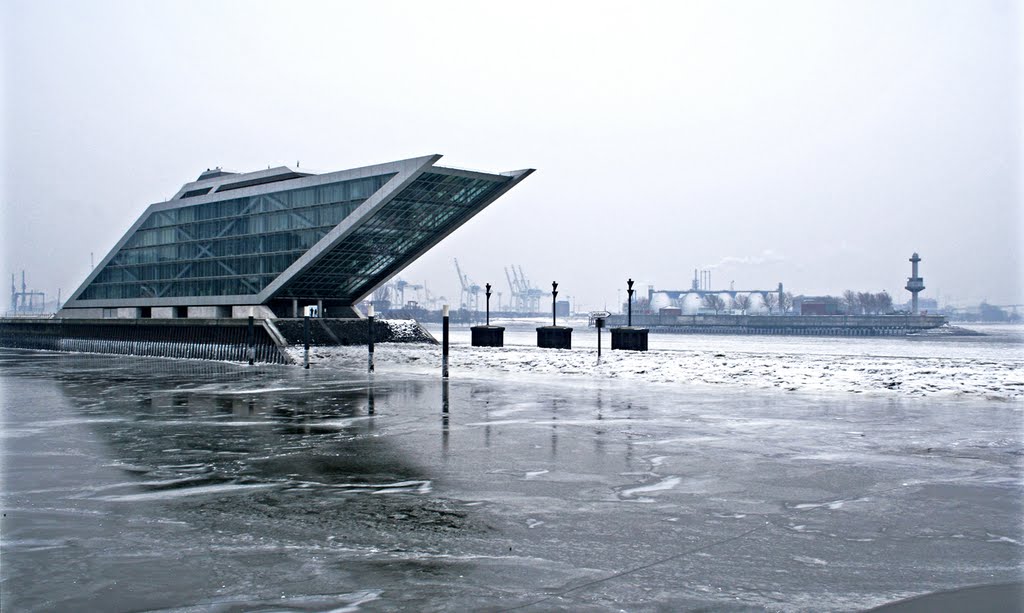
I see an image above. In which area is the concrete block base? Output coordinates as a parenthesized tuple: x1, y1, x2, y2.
(611, 326, 649, 351)
(537, 326, 572, 349)
(471, 325, 505, 347)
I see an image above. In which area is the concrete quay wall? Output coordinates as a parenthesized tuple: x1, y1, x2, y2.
(603, 314, 947, 337)
(0, 318, 291, 364)
(0, 317, 437, 363)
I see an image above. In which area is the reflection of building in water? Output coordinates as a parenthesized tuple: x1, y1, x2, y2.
(50, 362, 434, 491)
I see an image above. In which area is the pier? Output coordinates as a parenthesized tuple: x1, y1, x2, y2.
(0, 317, 435, 364)
(601, 313, 948, 337)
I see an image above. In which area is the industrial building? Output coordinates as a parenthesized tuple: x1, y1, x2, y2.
(60, 155, 532, 319)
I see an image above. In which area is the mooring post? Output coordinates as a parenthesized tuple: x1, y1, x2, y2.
(303, 315, 310, 369)
(367, 304, 375, 374)
(442, 304, 449, 379)
(442, 378, 450, 452)
(442, 378, 449, 414)
(247, 315, 255, 365)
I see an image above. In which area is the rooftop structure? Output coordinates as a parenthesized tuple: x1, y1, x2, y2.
(60, 155, 533, 319)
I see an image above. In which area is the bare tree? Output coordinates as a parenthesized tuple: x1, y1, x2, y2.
(733, 293, 752, 314)
(876, 291, 893, 314)
(762, 291, 778, 314)
(858, 291, 876, 314)
(702, 293, 725, 314)
(780, 292, 794, 314)
(842, 289, 860, 315)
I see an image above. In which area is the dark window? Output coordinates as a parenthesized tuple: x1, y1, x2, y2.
(215, 172, 309, 193)
(180, 187, 212, 199)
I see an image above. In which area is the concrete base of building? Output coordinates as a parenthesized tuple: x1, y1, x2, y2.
(59, 305, 278, 320)
(231, 305, 277, 319)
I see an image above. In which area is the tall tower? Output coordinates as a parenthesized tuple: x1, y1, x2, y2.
(905, 252, 925, 314)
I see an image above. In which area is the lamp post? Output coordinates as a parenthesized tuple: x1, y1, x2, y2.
(611, 277, 648, 351)
(485, 283, 491, 326)
(627, 278, 634, 327)
(471, 283, 505, 347)
(552, 281, 558, 327)
(536, 281, 572, 349)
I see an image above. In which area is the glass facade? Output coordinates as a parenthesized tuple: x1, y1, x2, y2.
(80, 174, 395, 300)
(280, 172, 509, 301)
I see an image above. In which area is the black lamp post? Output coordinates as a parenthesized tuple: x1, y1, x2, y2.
(471, 282, 505, 347)
(627, 278, 635, 327)
(611, 277, 648, 351)
(536, 280, 571, 349)
(552, 281, 559, 327)
(485, 283, 492, 326)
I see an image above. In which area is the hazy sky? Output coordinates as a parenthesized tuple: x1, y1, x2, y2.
(2, 0, 1021, 311)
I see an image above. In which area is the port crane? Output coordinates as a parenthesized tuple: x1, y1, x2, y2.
(504, 265, 543, 313)
(454, 259, 480, 313)
(9, 271, 46, 315)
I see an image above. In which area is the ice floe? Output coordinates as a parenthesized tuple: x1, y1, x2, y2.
(284, 340, 1023, 400)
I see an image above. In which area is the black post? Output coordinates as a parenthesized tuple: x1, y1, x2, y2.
(442, 304, 449, 379)
(442, 379, 450, 453)
(303, 315, 310, 369)
(367, 304, 375, 374)
(247, 315, 255, 365)
(552, 281, 559, 327)
(597, 317, 603, 359)
(485, 283, 491, 326)
(627, 278, 635, 327)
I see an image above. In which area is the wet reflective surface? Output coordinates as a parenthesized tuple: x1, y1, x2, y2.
(1, 349, 1021, 611)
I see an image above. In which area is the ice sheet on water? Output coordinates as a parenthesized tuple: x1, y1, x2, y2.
(286, 341, 1022, 399)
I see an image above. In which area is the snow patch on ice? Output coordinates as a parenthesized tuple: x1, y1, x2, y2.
(94, 482, 276, 501)
(619, 476, 682, 498)
(285, 342, 1023, 399)
(986, 533, 1021, 545)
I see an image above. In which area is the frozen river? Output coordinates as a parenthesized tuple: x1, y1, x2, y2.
(1, 326, 1022, 611)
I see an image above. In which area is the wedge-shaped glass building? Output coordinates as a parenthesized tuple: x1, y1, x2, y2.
(61, 155, 533, 319)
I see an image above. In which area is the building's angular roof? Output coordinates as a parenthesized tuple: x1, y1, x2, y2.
(65, 155, 532, 308)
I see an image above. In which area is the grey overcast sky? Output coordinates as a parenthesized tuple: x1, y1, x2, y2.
(2, 0, 1021, 311)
